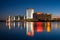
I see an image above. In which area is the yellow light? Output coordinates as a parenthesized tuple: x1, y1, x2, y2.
(18, 22, 20, 28)
(46, 22, 51, 32)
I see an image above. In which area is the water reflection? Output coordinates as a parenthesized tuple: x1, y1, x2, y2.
(26, 22, 34, 36)
(35, 22, 43, 32)
(18, 22, 20, 28)
(13, 22, 15, 28)
(46, 22, 51, 32)
(51, 22, 60, 30)
(6, 21, 52, 36)
(6, 22, 13, 30)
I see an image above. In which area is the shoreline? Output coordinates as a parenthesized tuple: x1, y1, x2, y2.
(0, 20, 60, 22)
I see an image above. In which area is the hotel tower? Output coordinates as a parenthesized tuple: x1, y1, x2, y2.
(26, 8, 34, 19)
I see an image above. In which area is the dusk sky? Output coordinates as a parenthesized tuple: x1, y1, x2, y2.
(0, 0, 60, 18)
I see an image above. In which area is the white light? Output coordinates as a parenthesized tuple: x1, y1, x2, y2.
(14, 17, 15, 20)
(26, 8, 34, 19)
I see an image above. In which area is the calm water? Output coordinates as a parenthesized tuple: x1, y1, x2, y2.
(0, 22, 60, 40)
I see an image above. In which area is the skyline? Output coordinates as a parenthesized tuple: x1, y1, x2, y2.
(0, 0, 60, 18)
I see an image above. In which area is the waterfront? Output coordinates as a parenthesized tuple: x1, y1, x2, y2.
(0, 22, 60, 40)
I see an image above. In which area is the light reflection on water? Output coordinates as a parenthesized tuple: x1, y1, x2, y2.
(0, 22, 60, 40)
(6, 22, 52, 36)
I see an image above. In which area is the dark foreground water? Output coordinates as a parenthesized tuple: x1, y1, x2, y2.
(0, 22, 60, 40)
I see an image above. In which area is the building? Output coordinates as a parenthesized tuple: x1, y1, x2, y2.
(33, 12, 44, 21)
(14, 15, 24, 21)
(44, 13, 52, 20)
(33, 12, 52, 21)
(26, 8, 34, 19)
(6, 16, 13, 22)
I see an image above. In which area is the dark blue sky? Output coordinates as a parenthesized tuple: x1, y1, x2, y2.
(0, 0, 60, 18)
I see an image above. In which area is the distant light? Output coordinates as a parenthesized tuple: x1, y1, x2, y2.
(37, 12, 43, 14)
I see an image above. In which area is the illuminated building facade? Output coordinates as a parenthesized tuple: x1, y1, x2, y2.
(26, 8, 34, 19)
(33, 12, 52, 21)
(44, 13, 52, 20)
(33, 12, 44, 21)
(14, 15, 24, 21)
(6, 16, 13, 22)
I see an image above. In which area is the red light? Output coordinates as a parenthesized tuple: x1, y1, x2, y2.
(27, 32, 31, 36)
(36, 22, 43, 32)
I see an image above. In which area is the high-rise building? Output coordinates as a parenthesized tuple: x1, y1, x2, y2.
(26, 8, 34, 19)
